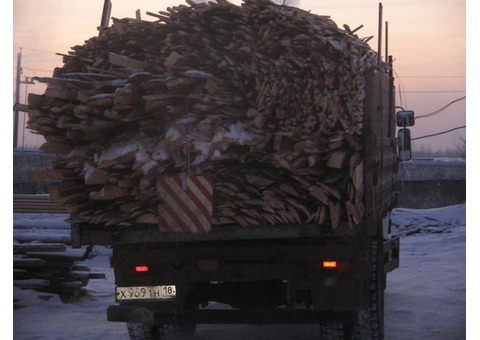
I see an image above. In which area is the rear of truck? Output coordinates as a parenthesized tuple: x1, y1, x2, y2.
(24, 1, 405, 338)
(71, 65, 400, 339)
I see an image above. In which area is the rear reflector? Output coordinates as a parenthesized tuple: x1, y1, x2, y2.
(135, 265, 149, 273)
(322, 261, 338, 268)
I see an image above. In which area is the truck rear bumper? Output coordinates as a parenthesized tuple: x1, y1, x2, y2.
(112, 237, 372, 313)
(107, 303, 357, 325)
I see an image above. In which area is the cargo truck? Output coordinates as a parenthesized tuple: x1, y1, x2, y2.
(17, 1, 418, 339)
(70, 60, 414, 339)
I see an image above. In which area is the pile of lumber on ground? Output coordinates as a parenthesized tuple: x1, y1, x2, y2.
(23, 0, 379, 231)
(13, 243, 105, 302)
(13, 194, 69, 213)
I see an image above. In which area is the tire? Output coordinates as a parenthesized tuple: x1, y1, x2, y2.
(318, 240, 384, 340)
(169, 319, 197, 340)
(127, 322, 161, 340)
(319, 323, 353, 339)
(352, 240, 384, 340)
(126, 294, 197, 340)
(127, 321, 195, 340)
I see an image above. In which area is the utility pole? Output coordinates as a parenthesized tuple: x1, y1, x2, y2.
(13, 48, 35, 149)
(14, 49, 22, 149)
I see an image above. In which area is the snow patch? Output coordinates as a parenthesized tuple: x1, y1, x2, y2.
(95, 138, 163, 176)
(391, 203, 466, 235)
(212, 122, 260, 145)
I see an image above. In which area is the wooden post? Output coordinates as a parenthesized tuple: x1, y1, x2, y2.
(100, 0, 112, 28)
(385, 21, 389, 63)
(377, 2, 383, 65)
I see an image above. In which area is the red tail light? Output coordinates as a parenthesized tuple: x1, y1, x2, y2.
(314, 261, 350, 272)
(322, 261, 338, 268)
(135, 265, 149, 273)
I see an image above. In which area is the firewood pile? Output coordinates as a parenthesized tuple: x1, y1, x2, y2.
(25, 0, 379, 231)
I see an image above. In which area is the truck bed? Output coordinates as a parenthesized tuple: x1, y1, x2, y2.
(71, 221, 357, 248)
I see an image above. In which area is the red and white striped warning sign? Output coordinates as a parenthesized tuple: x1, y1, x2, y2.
(157, 175, 213, 233)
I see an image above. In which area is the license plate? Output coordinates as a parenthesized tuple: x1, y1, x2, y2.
(116, 285, 176, 301)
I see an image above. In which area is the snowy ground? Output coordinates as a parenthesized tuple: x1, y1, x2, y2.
(11, 204, 467, 339)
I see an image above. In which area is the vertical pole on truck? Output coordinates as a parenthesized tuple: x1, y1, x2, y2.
(100, 0, 112, 28)
(385, 21, 389, 64)
(376, 2, 385, 230)
(388, 55, 394, 139)
(377, 2, 383, 65)
(386, 21, 393, 138)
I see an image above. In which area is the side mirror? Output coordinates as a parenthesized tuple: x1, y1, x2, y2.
(397, 128, 412, 161)
(396, 110, 415, 127)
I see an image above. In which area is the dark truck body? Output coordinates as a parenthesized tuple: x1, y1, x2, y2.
(72, 68, 400, 338)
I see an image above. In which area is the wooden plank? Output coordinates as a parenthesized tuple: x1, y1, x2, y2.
(34, 168, 63, 182)
(25, 251, 86, 262)
(13, 194, 68, 214)
(13, 258, 46, 267)
(108, 52, 147, 69)
(13, 269, 32, 280)
(13, 103, 29, 112)
(71, 271, 106, 280)
(13, 279, 51, 289)
(14, 243, 67, 254)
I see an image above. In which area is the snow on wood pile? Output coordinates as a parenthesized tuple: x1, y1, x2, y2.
(24, 0, 379, 231)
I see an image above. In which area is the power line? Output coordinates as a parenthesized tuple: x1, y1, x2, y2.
(393, 71, 466, 110)
(402, 91, 466, 94)
(412, 126, 466, 141)
(416, 96, 466, 119)
(13, 46, 58, 55)
(23, 67, 52, 73)
(393, 70, 407, 109)
(400, 75, 465, 79)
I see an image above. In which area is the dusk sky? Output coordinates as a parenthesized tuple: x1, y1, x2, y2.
(11, 0, 468, 153)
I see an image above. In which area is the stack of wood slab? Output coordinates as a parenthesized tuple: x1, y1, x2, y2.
(25, 0, 379, 231)
(13, 194, 69, 213)
(14, 244, 105, 302)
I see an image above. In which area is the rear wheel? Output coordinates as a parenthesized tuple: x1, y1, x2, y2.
(127, 322, 161, 340)
(319, 240, 383, 340)
(126, 296, 197, 340)
(168, 318, 197, 339)
(127, 321, 196, 340)
(352, 240, 384, 340)
(319, 323, 353, 339)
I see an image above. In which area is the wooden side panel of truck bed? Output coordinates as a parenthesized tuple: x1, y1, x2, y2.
(364, 68, 397, 236)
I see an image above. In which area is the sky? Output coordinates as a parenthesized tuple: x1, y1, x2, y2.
(9, 0, 469, 153)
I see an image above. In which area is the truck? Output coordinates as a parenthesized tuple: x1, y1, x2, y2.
(29, 1, 415, 339)
(70, 69, 414, 340)
(71, 70, 413, 340)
